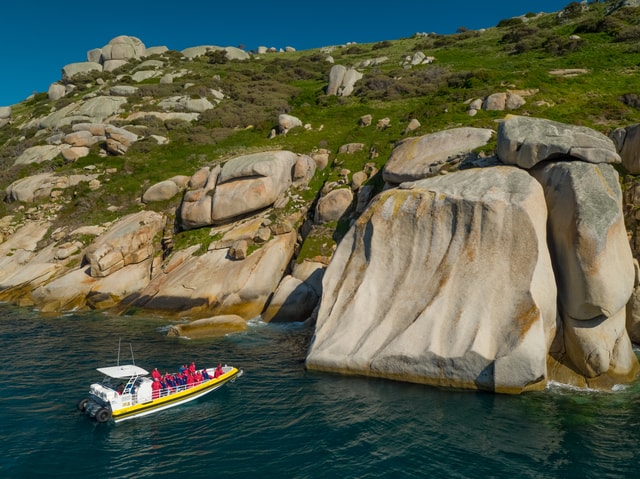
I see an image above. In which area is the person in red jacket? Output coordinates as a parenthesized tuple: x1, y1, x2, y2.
(151, 378, 161, 399)
(186, 372, 195, 388)
(189, 362, 196, 374)
(214, 364, 223, 378)
(152, 368, 162, 381)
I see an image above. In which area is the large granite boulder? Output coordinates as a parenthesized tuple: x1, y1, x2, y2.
(383, 127, 494, 184)
(326, 65, 363, 97)
(531, 162, 634, 320)
(307, 166, 558, 394)
(179, 166, 220, 230)
(84, 211, 165, 278)
(211, 151, 298, 223)
(100, 35, 146, 71)
(497, 116, 620, 168)
(62, 62, 102, 80)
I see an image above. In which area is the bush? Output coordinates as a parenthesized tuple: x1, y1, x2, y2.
(620, 93, 640, 110)
(497, 17, 524, 28)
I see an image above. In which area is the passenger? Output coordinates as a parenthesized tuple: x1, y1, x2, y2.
(186, 372, 195, 388)
(189, 362, 196, 374)
(179, 364, 187, 374)
(164, 373, 175, 393)
(151, 378, 161, 399)
(214, 363, 224, 378)
(194, 370, 203, 384)
(152, 368, 162, 381)
(201, 369, 210, 380)
(116, 382, 125, 395)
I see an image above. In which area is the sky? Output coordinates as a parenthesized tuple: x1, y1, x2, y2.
(0, 1, 573, 107)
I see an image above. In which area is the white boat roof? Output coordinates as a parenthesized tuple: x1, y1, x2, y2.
(97, 365, 149, 378)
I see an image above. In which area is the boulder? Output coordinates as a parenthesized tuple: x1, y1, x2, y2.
(64, 130, 102, 147)
(48, 83, 66, 101)
(611, 123, 640, 174)
(0, 106, 11, 119)
(100, 35, 146, 62)
(142, 180, 181, 203)
(314, 188, 353, 223)
(167, 315, 247, 338)
(383, 127, 494, 184)
(61, 147, 90, 162)
(292, 154, 316, 187)
(105, 125, 139, 155)
(531, 161, 634, 320)
(327, 65, 346, 95)
(211, 151, 298, 223)
(306, 166, 557, 394)
(74, 96, 128, 123)
(62, 62, 102, 80)
(84, 211, 165, 278)
(341, 68, 364, 96)
(13, 145, 68, 166)
(261, 275, 319, 322)
(278, 114, 302, 133)
(561, 308, 636, 380)
(179, 166, 219, 230)
(497, 116, 621, 169)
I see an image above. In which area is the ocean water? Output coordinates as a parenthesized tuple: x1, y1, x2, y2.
(1, 302, 639, 479)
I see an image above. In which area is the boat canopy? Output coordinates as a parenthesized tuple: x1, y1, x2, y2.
(97, 365, 149, 378)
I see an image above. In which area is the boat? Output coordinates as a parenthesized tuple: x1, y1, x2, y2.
(77, 362, 243, 423)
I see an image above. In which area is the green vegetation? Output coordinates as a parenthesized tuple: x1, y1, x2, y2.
(2, 0, 640, 261)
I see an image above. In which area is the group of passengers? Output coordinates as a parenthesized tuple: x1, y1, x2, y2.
(150, 362, 224, 399)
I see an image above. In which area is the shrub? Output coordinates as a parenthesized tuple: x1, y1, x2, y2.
(497, 17, 524, 28)
(206, 50, 228, 64)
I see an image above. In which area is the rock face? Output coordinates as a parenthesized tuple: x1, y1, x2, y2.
(498, 115, 621, 168)
(307, 167, 558, 394)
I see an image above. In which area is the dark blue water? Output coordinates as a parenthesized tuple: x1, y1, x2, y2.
(1, 302, 639, 479)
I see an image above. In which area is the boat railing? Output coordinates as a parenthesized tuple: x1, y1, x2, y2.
(153, 376, 216, 399)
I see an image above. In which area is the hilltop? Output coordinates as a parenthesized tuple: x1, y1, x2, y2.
(3, 0, 640, 393)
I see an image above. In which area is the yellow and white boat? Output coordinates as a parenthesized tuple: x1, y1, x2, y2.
(77, 363, 242, 423)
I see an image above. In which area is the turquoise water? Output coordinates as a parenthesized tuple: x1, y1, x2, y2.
(1, 302, 639, 478)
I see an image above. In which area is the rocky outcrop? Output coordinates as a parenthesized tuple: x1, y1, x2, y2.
(84, 211, 165, 278)
(178, 150, 300, 229)
(498, 115, 621, 168)
(307, 167, 557, 394)
(5, 173, 99, 202)
(125, 231, 297, 319)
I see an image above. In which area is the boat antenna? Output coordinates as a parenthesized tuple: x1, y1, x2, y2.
(130, 343, 136, 366)
(117, 338, 122, 366)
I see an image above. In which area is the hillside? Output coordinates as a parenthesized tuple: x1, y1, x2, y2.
(2, 0, 640, 392)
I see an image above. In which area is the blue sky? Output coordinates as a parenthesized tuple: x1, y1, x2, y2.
(0, 1, 572, 107)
